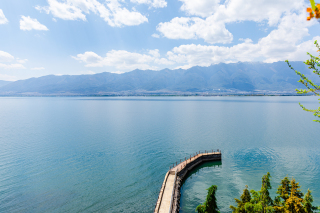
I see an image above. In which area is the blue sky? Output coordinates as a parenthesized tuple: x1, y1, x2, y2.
(0, 0, 319, 81)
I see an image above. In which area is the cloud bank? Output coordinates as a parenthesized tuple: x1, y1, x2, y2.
(35, 0, 154, 27)
(20, 16, 49, 31)
(0, 9, 8, 24)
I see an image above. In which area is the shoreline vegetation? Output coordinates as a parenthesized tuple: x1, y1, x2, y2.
(197, 173, 319, 213)
(0, 94, 318, 97)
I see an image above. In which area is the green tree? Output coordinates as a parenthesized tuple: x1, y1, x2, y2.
(277, 176, 291, 202)
(196, 185, 220, 213)
(284, 179, 304, 213)
(203, 174, 318, 213)
(230, 174, 319, 213)
(303, 189, 318, 213)
(286, 40, 320, 123)
(274, 176, 291, 212)
(230, 173, 273, 213)
(230, 185, 251, 213)
(274, 177, 319, 213)
(260, 172, 273, 210)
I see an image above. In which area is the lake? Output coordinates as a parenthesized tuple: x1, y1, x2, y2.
(0, 96, 319, 213)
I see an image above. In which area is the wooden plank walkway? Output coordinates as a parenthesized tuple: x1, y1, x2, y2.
(158, 174, 175, 213)
(154, 151, 221, 213)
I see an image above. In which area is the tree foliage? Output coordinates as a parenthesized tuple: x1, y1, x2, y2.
(285, 40, 320, 123)
(231, 172, 274, 213)
(229, 173, 319, 213)
(196, 185, 220, 213)
(230, 185, 251, 213)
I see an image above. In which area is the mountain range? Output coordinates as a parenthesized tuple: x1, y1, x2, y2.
(0, 61, 317, 96)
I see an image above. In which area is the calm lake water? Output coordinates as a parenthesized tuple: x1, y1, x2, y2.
(0, 96, 319, 213)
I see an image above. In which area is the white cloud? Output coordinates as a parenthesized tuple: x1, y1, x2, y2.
(110, 70, 125, 74)
(35, 0, 86, 21)
(31, 67, 45, 70)
(36, 0, 148, 27)
(73, 49, 173, 71)
(0, 50, 27, 70)
(80, 70, 96, 74)
(152, 33, 160, 38)
(179, 0, 220, 18)
(72, 51, 102, 64)
(285, 38, 320, 62)
(20, 16, 49, 31)
(16, 58, 28, 64)
(215, 0, 303, 26)
(148, 49, 160, 58)
(167, 14, 320, 68)
(0, 9, 8, 24)
(157, 0, 305, 44)
(107, 1, 148, 27)
(130, 0, 167, 8)
(73, 10, 318, 71)
(0, 74, 17, 81)
(0, 51, 14, 63)
(157, 17, 232, 44)
(165, 12, 319, 67)
(257, 13, 313, 62)
(0, 63, 26, 69)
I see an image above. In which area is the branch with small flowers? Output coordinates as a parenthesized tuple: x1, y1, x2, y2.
(286, 40, 320, 123)
(307, 0, 320, 20)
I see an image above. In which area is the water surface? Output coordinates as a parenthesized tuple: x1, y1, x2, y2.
(0, 96, 319, 213)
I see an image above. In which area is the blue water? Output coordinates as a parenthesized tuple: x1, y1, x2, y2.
(0, 96, 319, 213)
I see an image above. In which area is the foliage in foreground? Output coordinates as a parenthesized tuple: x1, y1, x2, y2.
(196, 173, 319, 213)
(230, 173, 319, 213)
(286, 40, 320, 123)
(307, 0, 320, 21)
(196, 185, 220, 213)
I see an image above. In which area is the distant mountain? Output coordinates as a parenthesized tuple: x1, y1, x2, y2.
(0, 80, 12, 88)
(0, 62, 317, 95)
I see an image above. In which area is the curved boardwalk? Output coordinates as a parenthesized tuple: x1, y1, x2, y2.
(154, 150, 222, 213)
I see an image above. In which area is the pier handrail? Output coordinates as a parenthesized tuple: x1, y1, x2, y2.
(169, 149, 221, 169)
(154, 149, 222, 213)
(168, 168, 178, 213)
(154, 171, 170, 213)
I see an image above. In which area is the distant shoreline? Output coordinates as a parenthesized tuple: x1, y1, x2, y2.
(0, 94, 315, 97)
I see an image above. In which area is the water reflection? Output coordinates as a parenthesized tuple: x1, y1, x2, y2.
(180, 147, 320, 213)
(181, 161, 222, 185)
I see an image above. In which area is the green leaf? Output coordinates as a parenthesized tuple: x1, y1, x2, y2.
(310, 0, 316, 10)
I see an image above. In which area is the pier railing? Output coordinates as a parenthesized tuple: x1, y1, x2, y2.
(169, 149, 220, 170)
(154, 149, 221, 213)
(168, 168, 178, 213)
(154, 171, 170, 212)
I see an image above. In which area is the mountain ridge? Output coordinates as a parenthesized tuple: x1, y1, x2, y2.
(0, 61, 317, 95)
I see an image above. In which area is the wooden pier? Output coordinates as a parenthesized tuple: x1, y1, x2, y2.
(154, 150, 222, 213)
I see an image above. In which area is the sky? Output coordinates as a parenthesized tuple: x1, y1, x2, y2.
(0, 0, 320, 81)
